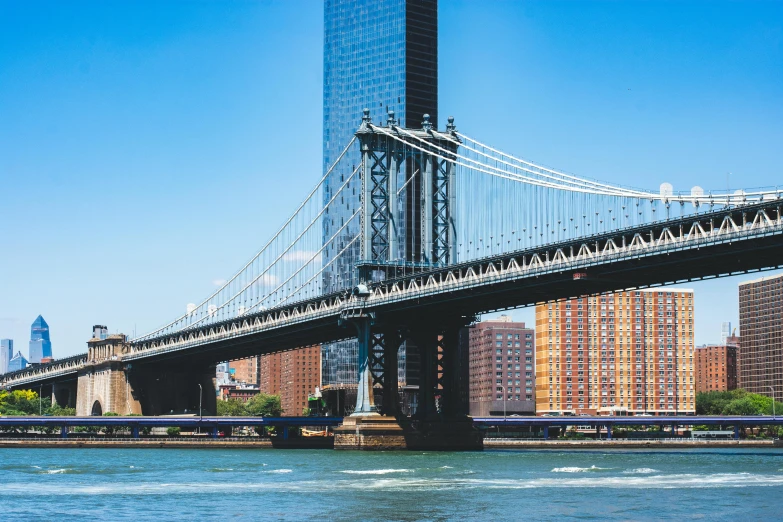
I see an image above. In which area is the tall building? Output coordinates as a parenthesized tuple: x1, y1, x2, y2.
(321, 0, 438, 387)
(260, 346, 321, 415)
(536, 289, 696, 415)
(695, 342, 738, 393)
(28, 315, 52, 364)
(259, 353, 282, 395)
(739, 274, 783, 401)
(720, 322, 732, 345)
(0, 339, 13, 374)
(467, 316, 535, 416)
(8, 351, 28, 372)
(229, 356, 261, 386)
(92, 325, 108, 340)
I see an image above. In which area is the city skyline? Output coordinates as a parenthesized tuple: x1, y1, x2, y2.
(1, 1, 781, 357)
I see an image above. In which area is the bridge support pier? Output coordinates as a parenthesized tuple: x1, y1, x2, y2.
(334, 314, 407, 450)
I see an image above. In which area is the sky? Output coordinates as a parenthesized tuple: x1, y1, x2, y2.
(0, 0, 781, 358)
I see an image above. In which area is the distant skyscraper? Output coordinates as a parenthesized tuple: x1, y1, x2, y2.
(8, 351, 28, 372)
(321, 0, 438, 387)
(92, 325, 108, 340)
(29, 315, 52, 364)
(720, 322, 732, 345)
(0, 339, 13, 374)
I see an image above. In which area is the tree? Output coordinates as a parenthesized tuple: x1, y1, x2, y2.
(696, 389, 780, 416)
(244, 393, 283, 417)
(216, 398, 246, 416)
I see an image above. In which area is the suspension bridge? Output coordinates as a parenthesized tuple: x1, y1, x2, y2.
(2, 110, 782, 448)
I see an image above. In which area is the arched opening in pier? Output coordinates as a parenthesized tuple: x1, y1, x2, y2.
(91, 400, 103, 416)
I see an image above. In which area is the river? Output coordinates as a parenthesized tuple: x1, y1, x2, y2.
(2, 448, 782, 520)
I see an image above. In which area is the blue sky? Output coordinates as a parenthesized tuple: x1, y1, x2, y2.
(0, 1, 781, 358)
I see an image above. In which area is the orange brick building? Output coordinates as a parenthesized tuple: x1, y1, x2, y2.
(229, 356, 260, 386)
(260, 346, 321, 415)
(536, 289, 695, 415)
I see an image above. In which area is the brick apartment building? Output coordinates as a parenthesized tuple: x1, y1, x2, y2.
(259, 346, 321, 415)
(536, 289, 696, 415)
(467, 316, 535, 416)
(695, 337, 739, 393)
(739, 274, 783, 401)
(229, 356, 260, 386)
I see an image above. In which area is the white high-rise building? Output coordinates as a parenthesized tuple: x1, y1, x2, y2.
(720, 322, 732, 345)
(0, 339, 13, 374)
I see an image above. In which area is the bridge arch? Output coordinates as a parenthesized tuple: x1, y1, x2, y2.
(91, 400, 103, 416)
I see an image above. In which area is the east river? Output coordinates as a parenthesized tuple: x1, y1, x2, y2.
(2, 448, 783, 520)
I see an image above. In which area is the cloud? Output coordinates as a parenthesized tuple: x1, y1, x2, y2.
(282, 251, 322, 263)
(212, 279, 228, 287)
(253, 274, 280, 288)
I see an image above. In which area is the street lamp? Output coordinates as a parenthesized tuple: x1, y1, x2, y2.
(497, 385, 507, 421)
(198, 383, 203, 422)
(39, 384, 42, 416)
(770, 386, 776, 420)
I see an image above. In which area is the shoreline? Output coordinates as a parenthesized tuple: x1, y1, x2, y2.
(483, 438, 781, 449)
(0, 437, 780, 449)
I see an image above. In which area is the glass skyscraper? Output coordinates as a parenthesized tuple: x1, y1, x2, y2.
(0, 339, 13, 374)
(29, 315, 52, 363)
(8, 351, 28, 372)
(321, 0, 438, 386)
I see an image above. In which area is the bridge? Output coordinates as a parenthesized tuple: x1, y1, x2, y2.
(2, 110, 781, 449)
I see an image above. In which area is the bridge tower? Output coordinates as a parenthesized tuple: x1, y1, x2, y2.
(334, 111, 480, 450)
(356, 108, 459, 281)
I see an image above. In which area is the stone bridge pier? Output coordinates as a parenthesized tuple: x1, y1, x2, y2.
(52, 380, 77, 409)
(75, 334, 216, 416)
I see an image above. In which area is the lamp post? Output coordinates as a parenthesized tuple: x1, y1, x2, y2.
(770, 386, 776, 420)
(198, 383, 203, 422)
(39, 384, 42, 416)
(497, 385, 507, 421)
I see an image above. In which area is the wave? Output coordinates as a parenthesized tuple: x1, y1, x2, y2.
(551, 465, 612, 473)
(624, 468, 659, 474)
(265, 469, 292, 474)
(43, 469, 71, 475)
(339, 469, 413, 475)
(4, 473, 783, 496)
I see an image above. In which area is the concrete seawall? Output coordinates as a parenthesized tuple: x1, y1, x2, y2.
(0, 438, 274, 449)
(483, 438, 781, 449)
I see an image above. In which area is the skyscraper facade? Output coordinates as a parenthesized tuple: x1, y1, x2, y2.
(8, 351, 28, 372)
(28, 315, 52, 364)
(0, 339, 13, 374)
(739, 274, 783, 402)
(536, 289, 696, 415)
(321, 0, 438, 386)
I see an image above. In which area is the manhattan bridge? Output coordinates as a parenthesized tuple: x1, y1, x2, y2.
(2, 109, 782, 446)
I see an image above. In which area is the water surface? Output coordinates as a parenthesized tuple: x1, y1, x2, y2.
(2, 448, 782, 520)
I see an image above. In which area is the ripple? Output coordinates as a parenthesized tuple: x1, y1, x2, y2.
(339, 469, 413, 475)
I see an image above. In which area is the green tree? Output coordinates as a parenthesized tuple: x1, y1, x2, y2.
(244, 393, 283, 417)
(166, 426, 181, 436)
(216, 398, 246, 416)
